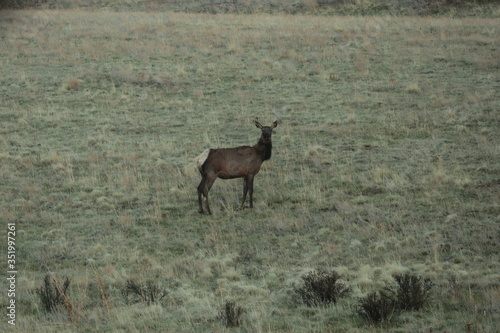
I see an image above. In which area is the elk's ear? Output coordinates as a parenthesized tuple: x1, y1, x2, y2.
(271, 120, 278, 128)
(254, 120, 263, 129)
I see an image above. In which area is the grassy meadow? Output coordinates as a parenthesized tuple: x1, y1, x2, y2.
(0, 7, 499, 332)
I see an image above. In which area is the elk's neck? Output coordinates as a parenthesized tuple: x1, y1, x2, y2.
(254, 138, 272, 161)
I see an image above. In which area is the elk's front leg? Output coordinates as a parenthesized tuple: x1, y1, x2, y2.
(247, 175, 255, 208)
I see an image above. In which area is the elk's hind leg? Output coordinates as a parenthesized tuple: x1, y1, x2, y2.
(198, 173, 216, 215)
(197, 175, 207, 214)
(240, 175, 255, 209)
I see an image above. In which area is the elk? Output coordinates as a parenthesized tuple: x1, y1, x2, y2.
(196, 120, 278, 215)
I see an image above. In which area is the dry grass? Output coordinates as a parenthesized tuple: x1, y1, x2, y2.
(0, 8, 498, 332)
(2, 0, 499, 17)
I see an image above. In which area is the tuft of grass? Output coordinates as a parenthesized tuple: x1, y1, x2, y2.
(92, 266, 113, 317)
(405, 81, 421, 94)
(218, 301, 245, 327)
(65, 78, 81, 91)
(124, 279, 167, 306)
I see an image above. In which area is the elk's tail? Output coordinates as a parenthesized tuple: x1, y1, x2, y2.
(195, 149, 210, 172)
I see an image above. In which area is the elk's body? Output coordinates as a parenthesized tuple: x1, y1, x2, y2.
(196, 120, 278, 215)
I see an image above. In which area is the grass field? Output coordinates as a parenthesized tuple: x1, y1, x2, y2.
(0, 7, 499, 332)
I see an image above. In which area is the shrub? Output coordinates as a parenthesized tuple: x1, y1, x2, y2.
(124, 279, 167, 305)
(37, 274, 71, 314)
(357, 273, 433, 324)
(356, 290, 397, 324)
(218, 301, 245, 327)
(294, 269, 350, 306)
(389, 273, 433, 311)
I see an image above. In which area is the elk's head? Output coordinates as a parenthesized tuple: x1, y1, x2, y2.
(254, 120, 278, 144)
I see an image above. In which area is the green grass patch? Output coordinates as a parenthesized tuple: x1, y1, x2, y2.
(0, 9, 498, 332)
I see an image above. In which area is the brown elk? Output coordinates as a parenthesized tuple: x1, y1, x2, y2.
(196, 120, 278, 215)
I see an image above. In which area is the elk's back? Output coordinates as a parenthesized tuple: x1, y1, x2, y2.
(200, 146, 261, 179)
